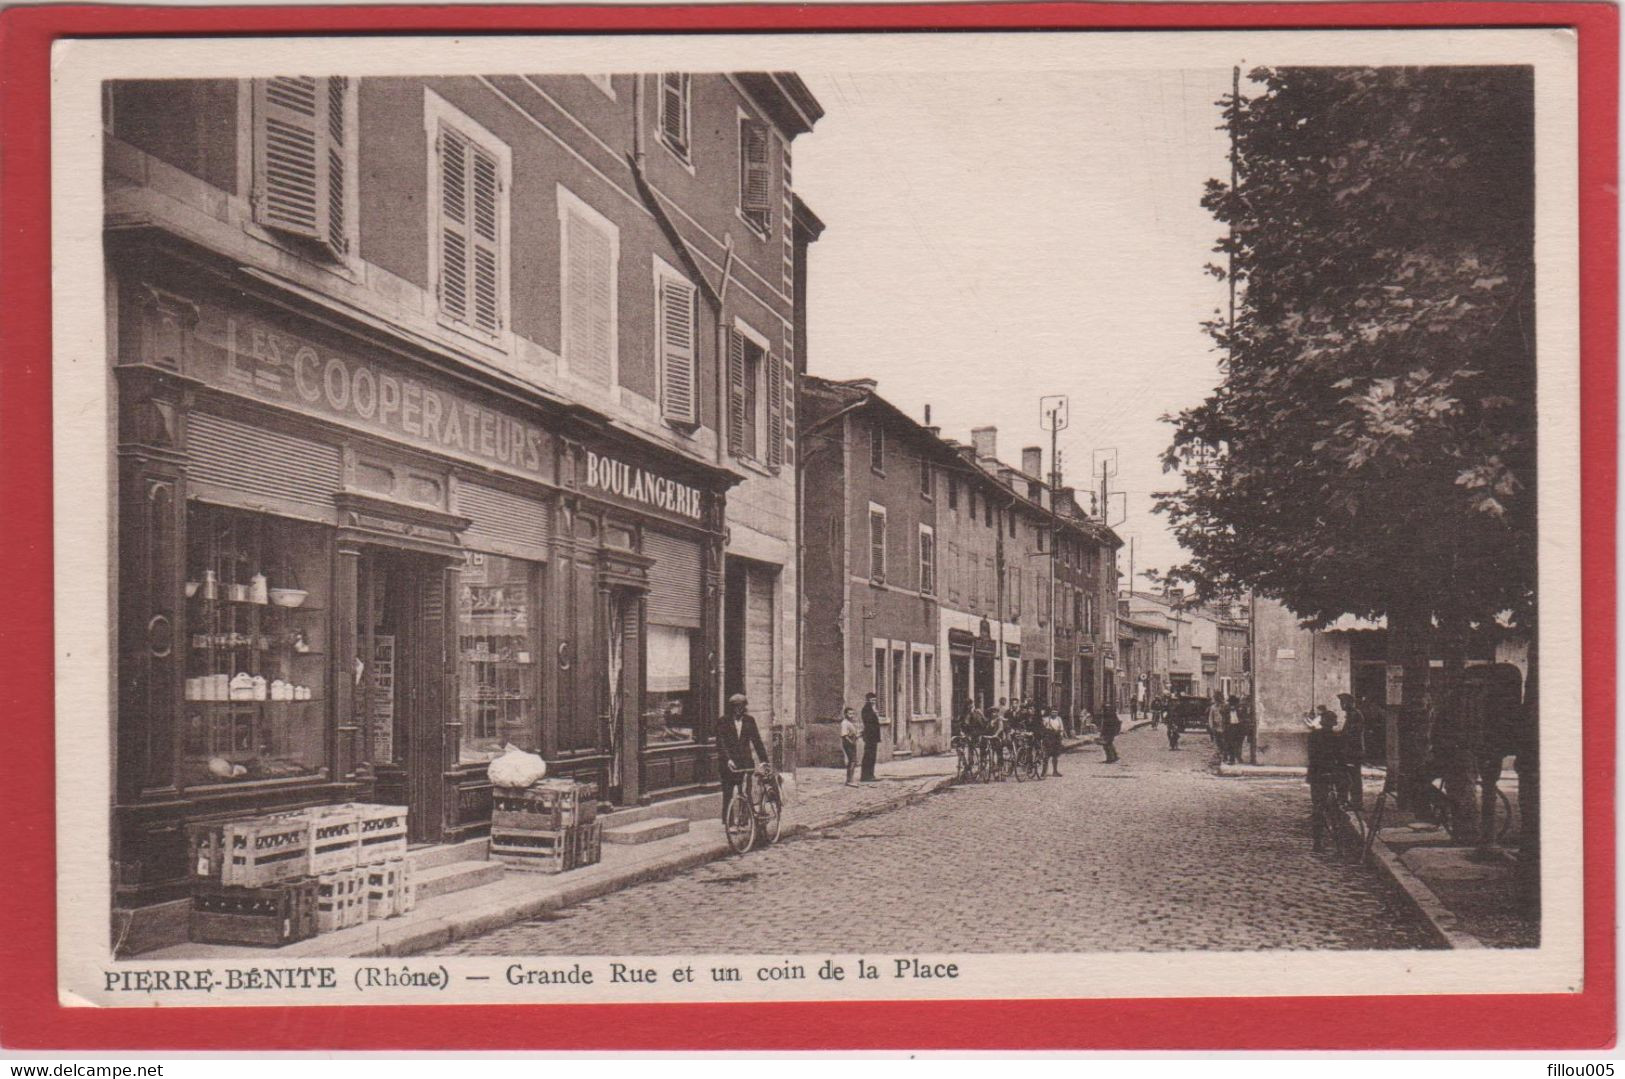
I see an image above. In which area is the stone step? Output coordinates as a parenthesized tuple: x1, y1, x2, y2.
(414, 859, 507, 901)
(409, 836, 490, 872)
(602, 816, 690, 845)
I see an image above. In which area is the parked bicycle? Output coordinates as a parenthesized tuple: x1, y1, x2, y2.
(723, 763, 784, 854)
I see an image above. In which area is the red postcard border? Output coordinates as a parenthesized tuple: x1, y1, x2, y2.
(0, 1, 1614, 1051)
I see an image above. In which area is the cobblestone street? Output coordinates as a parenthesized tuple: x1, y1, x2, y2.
(438, 726, 1438, 955)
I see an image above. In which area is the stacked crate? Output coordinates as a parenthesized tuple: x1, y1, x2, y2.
(187, 803, 409, 946)
(490, 779, 602, 873)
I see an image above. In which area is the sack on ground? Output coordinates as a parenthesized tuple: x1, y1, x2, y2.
(488, 747, 547, 788)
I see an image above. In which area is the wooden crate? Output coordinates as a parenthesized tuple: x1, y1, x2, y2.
(190, 879, 318, 947)
(492, 780, 597, 832)
(187, 817, 311, 888)
(490, 826, 571, 873)
(347, 804, 409, 865)
(364, 858, 415, 919)
(571, 820, 603, 869)
(316, 867, 368, 933)
(267, 806, 363, 877)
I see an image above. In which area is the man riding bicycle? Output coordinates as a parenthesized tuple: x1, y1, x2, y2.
(716, 692, 770, 822)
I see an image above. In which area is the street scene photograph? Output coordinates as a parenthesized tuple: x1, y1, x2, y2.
(49, 26, 1584, 1009)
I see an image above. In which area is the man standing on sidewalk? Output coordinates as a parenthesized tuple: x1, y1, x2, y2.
(859, 691, 882, 782)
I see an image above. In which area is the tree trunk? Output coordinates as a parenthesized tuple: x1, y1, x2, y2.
(1388, 604, 1432, 811)
(1434, 619, 1479, 844)
(1515, 635, 1540, 915)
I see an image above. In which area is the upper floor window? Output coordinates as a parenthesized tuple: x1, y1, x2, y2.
(984, 499, 994, 528)
(870, 424, 885, 473)
(659, 73, 692, 161)
(947, 475, 958, 510)
(739, 116, 774, 234)
(654, 259, 699, 428)
(728, 322, 782, 468)
(253, 77, 355, 263)
(428, 91, 510, 341)
(1009, 510, 1017, 537)
(869, 505, 887, 584)
(919, 458, 933, 499)
(918, 525, 936, 595)
(558, 187, 619, 388)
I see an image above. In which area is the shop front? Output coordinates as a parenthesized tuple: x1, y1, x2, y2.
(111, 243, 729, 910)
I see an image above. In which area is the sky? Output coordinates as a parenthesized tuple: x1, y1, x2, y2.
(793, 69, 1236, 591)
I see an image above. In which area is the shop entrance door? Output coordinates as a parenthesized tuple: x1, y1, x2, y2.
(357, 549, 449, 845)
(973, 654, 995, 712)
(950, 654, 970, 721)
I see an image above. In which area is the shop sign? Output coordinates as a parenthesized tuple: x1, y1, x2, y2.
(581, 449, 705, 522)
(182, 302, 551, 480)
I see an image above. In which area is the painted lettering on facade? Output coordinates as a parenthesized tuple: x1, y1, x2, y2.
(182, 303, 549, 478)
(583, 450, 703, 521)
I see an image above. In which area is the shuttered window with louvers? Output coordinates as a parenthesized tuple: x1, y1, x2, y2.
(659, 73, 690, 157)
(765, 350, 784, 470)
(645, 531, 703, 629)
(726, 328, 746, 458)
(436, 124, 504, 337)
(657, 271, 699, 427)
(460, 482, 551, 563)
(187, 412, 340, 521)
(739, 118, 773, 232)
(253, 77, 350, 260)
(562, 202, 616, 387)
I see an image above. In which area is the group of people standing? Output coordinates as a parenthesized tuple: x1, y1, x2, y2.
(1305, 692, 1368, 816)
(954, 698, 1068, 776)
(1209, 693, 1251, 765)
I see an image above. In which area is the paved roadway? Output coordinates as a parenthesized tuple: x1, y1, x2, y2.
(438, 725, 1437, 954)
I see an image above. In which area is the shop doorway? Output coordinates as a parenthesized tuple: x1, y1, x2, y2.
(950, 653, 970, 720)
(356, 548, 449, 845)
(973, 654, 995, 713)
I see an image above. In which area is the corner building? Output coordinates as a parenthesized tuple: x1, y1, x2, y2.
(105, 72, 820, 917)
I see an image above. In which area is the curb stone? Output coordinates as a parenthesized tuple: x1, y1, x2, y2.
(1339, 808, 1485, 950)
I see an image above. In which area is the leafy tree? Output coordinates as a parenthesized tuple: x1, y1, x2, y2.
(1156, 67, 1536, 845)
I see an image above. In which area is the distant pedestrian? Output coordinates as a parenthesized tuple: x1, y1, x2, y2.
(1221, 695, 1247, 764)
(1336, 692, 1365, 810)
(839, 706, 861, 786)
(1207, 693, 1225, 749)
(1099, 705, 1122, 763)
(859, 692, 882, 782)
(1042, 708, 1065, 776)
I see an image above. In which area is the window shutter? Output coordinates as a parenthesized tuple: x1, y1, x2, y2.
(437, 127, 472, 326)
(765, 350, 784, 469)
(469, 147, 502, 334)
(660, 74, 687, 148)
(565, 210, 613, 384)
(325, 77, 348, 255)
(254, 77, 329, 244)
(727, 329, 746, 457)
(740, 119, 772, 224)
(659, 277, 698, 426)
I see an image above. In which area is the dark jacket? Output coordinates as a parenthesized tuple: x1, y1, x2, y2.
(716, 712, 769, 774)
(860, 702, 882, 743)
(1100, 710, 1122, 738)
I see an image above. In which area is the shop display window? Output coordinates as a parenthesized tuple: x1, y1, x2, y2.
(457, 553, 539, 763)
(644, 623, 702, 745)
(181, 502, 330, 787)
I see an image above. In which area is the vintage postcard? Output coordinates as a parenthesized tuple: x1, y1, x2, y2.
(48, 23, 1588, 1018)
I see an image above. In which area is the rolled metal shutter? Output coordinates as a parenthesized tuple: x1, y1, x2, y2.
(645, 530, 702, 629)
(460, 481, 550, 562)
(186, 411, 340, 520)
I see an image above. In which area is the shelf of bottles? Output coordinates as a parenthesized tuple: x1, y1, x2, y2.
(457, 553, 538, 764)
(181, 503, 329, 786)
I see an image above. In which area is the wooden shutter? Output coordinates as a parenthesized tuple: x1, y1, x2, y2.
(645, 531, 703, 629)
(765, 350, 784, 469)
(565, 210, 613, 386)
(437, 126, 503, 335)
(726, 328, 746, 457)
(324, 77, 349, 255)
(660, 74, 687, 149)
(740, 119, 773, 225)
(255, 77, 332, 246)
(659, 276, 697, 426)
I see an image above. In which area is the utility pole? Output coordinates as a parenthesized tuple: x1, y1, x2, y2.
(1039, 396, 1069, 716)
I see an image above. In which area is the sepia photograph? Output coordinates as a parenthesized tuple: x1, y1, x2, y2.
(44, 24, 1587, 1018)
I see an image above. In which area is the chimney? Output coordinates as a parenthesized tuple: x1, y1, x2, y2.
(1022, 446, 1042, 479)
(1165, 586, 1185, 606)
(971, 426, 997, 460)
(924, 404, 932, 425)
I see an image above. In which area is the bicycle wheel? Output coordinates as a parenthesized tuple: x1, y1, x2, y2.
(1495, 788, 1513, 843)
(1361, 790, 1388, 865)
(761, 783, 784, 845)
(1010, 746, 1026, 782)
(724, 790, 756, 854)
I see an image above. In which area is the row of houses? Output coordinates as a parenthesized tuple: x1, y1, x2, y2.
(103, 69, 1125, 943)
(1115, 590, 1250, 709)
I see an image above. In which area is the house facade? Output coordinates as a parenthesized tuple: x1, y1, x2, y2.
(104, 72, 821, 918)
